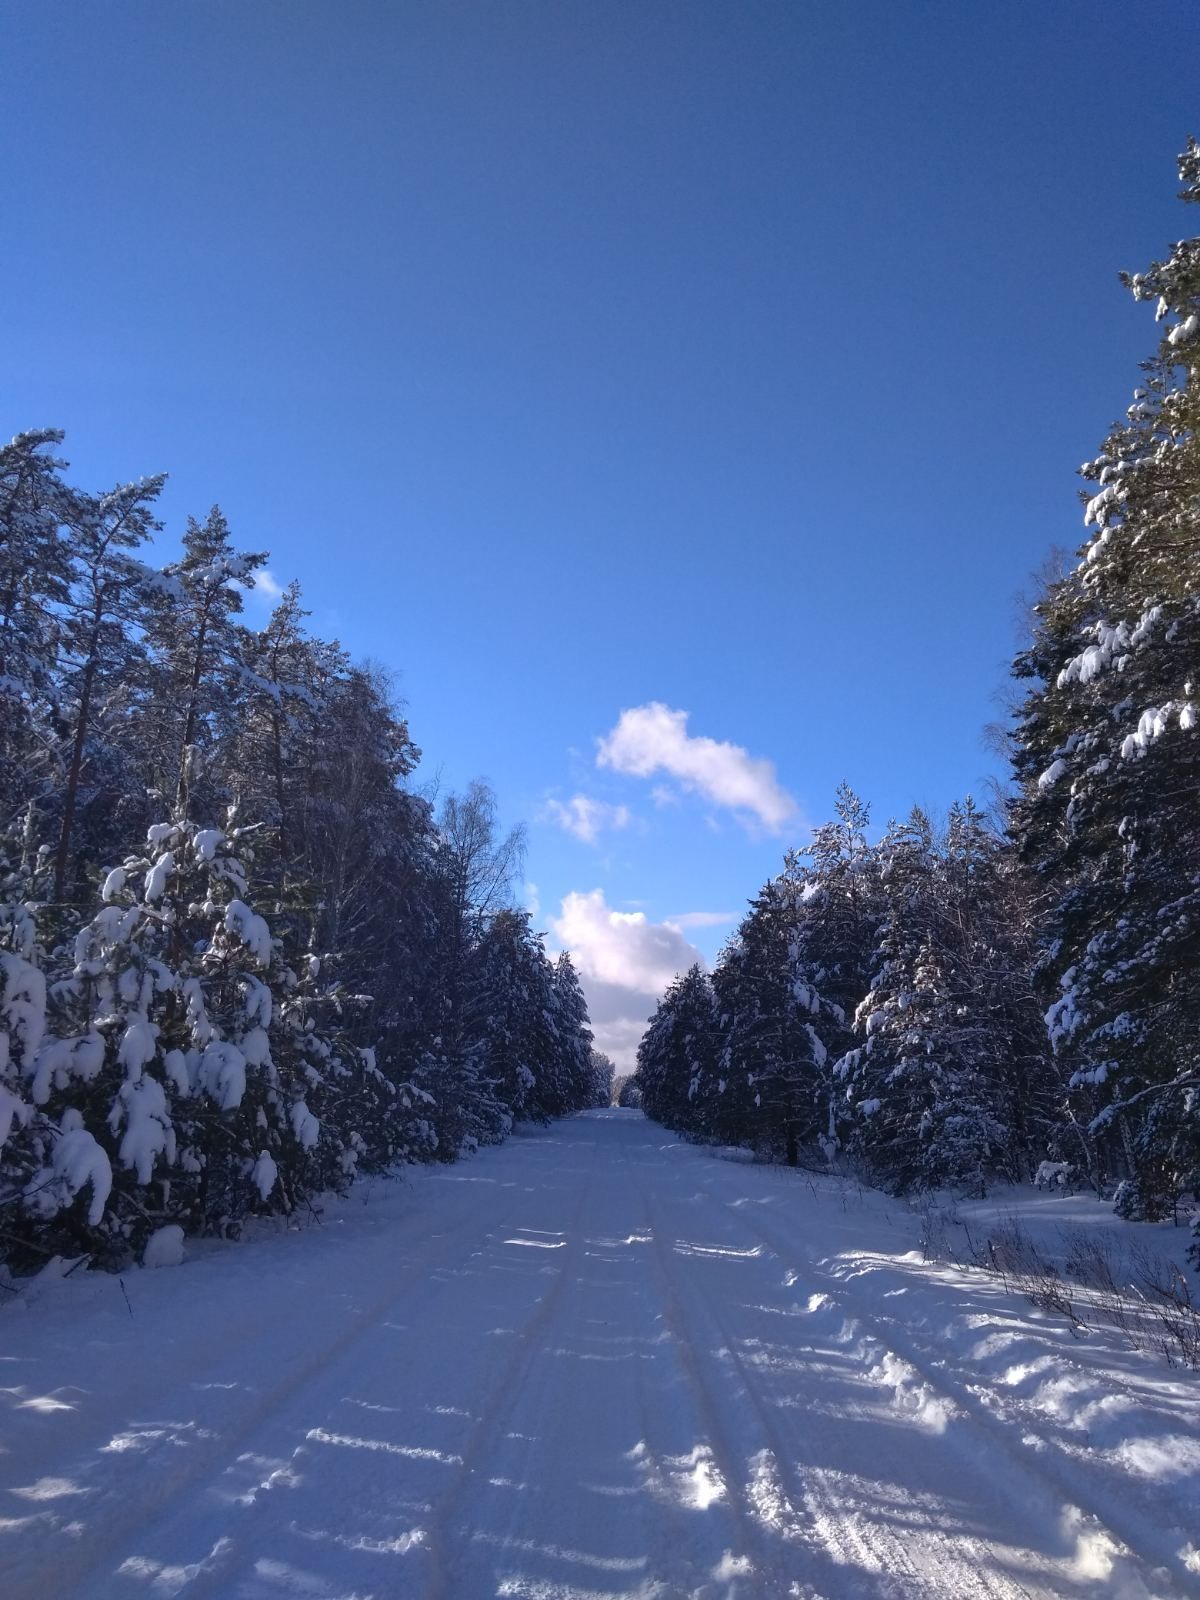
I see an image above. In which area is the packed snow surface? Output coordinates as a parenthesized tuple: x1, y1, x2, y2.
(2, 1111, 1197, 1599)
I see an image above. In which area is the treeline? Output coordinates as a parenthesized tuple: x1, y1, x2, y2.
(637, 141, 1200, 1253)
(0, 442, 607, 1270)
(637, 791, 1052, 1197)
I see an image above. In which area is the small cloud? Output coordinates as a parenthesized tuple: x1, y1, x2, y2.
(650, 785, 680, 808)
(665, 911, 739, 930)
(597, 702, 798, 835)
(542, 793, 632, 845)
(241, 567, 286, 606)
(524, 881, 541, 920)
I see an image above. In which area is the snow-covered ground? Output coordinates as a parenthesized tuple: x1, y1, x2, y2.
(2, 1109, 1197, 1599)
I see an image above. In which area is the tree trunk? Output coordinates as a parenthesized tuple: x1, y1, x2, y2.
(52, 600, 102, 901)
(176, 606, 211, 819)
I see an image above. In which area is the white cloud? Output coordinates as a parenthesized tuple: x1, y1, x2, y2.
(550, 888, 703, 1072)
(524, 881, 541, 921)
(665, 910, 739, 930)
(596, 702, 798, 834)
(552, 889, 700, 994)
(542, 793, 632, 845)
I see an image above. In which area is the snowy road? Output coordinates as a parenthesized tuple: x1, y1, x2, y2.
(2, 1110, 1197, 1599)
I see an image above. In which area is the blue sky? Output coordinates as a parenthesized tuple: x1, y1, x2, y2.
(4, 1, 1197, 1066)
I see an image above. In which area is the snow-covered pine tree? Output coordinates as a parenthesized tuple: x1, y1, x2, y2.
(1011, 140, 1200, 1221)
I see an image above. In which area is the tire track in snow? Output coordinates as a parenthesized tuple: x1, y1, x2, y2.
(641, 1157, 1041, 1600)
(636, 1173, 805, 1596)
(615, 1134, 762, 1600)
(653, 1180, 1052, 1600)
(717, 1192, 1188, 1597)
(1, 1168, 494, 1492)
(5, 1165, 567, 1600)
(421, 1137, 599, 1600)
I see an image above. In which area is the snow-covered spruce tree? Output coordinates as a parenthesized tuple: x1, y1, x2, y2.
(1011, 140, 1200, 1222)
(837, 802, 1057, 1196)
(776, 783, 880, 1161)
(700, 788, 878, 1164)
(713, 882, 847, 1164)
(586, 1048, 616, 1109)
(3, 817, 371, 1264)
(276, 659, 441, 1169)
(548, 951, 595, 1116)
(462, 908, 554, 1133)
(835, 811, 937, 1186)
(0, 821, 67, 1259)
(637, 964, 718, 1137)
(616, 1074, 643, 1109)
(940, 799, 1060, 1181)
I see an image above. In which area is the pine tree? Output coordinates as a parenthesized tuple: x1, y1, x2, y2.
(230, 580, 327, 868)
(51, 472, 166, 900)
(0, 431, 73, 829)
(138, 507, 266, 819)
